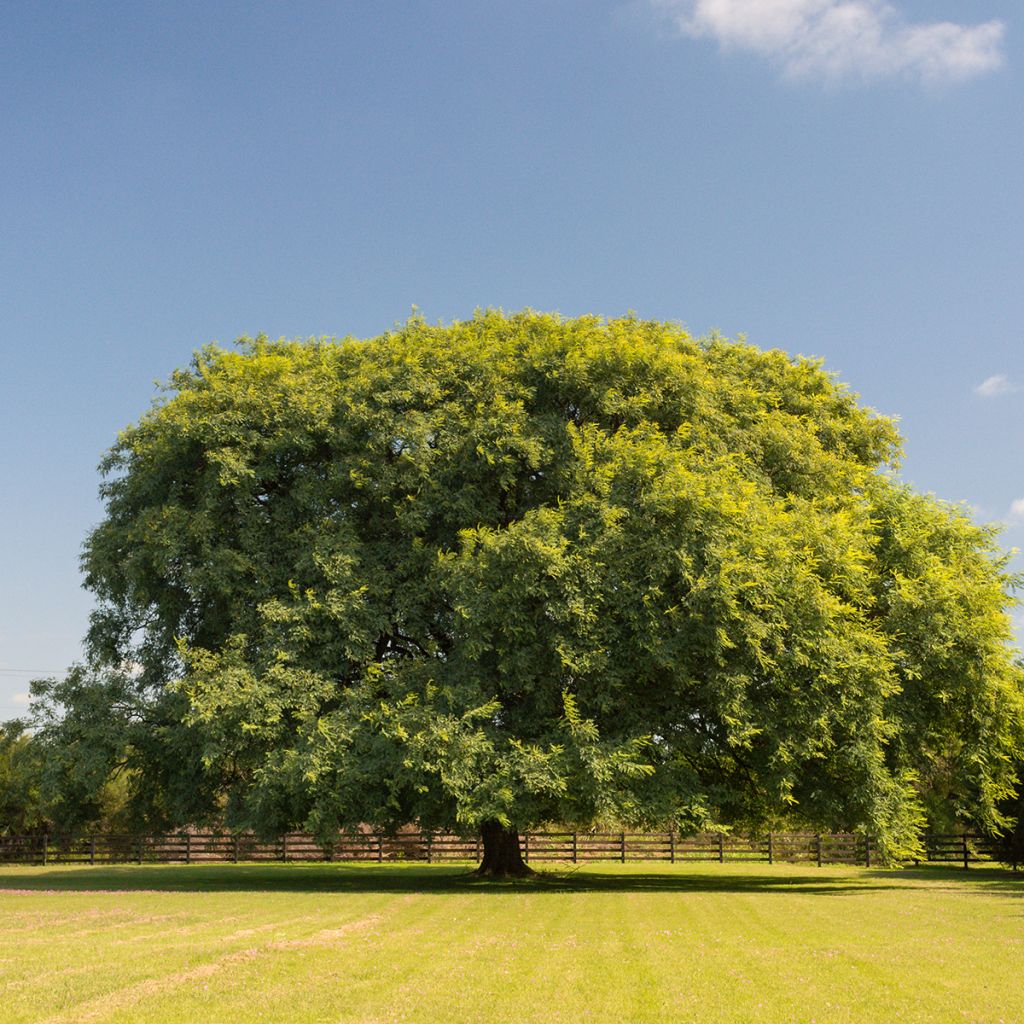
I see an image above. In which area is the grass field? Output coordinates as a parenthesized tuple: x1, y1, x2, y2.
(0, 861, 1021, 1024)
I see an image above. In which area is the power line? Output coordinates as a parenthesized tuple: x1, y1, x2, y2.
(0, 669, 66, 675)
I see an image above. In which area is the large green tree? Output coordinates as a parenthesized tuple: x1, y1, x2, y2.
(32, 312, 1024, 873)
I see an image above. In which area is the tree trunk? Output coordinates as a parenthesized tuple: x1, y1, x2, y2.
(475, 821, 534, 878)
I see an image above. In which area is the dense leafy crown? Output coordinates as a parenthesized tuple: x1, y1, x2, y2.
(33, 312, 1024, 856)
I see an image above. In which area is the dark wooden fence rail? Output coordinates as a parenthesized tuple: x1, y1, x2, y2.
(0, 830, 1001, 868)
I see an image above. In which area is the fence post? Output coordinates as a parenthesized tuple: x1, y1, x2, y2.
(137, 837, 143, 865)
(524, 832, 530, 864)
(962, 833, 969, 871)
(669, 831, 675, 864)
(620, 832, 626, 864)
(281, 834, 287, 862)
(426, 832, 432, 864)
(815, 834, 822, 868)
(184, 832, 191, 865)
(718, 833, 724, 864)
(864, 835, 871, 869)
(572, 832, 578, 864)
(90, 834, 96, 866)
(42, 834, 48, 867)
(377, 834, 384, 863)
(233, 835, 240, 864)
(767, 832, 774, 865)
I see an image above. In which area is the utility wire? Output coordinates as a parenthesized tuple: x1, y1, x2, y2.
(0, 669, 67, 675)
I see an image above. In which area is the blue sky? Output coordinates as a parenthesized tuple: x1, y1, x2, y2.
(2, 0, 1022, 717)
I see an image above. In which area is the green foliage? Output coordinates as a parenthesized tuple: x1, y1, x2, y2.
(0, 722, 49, 833)
(28, 668, 211, 833)
(0, 715, 135, 834)
(33, 311, 1024, 858)
(986, 758, 1024, 868)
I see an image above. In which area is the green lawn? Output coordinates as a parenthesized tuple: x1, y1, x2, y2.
(0, 861, 1020, 1024)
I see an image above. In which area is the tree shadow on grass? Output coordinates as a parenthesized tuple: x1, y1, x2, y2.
(0, 862, 1019, 897)
(863, 866, 1024, 896)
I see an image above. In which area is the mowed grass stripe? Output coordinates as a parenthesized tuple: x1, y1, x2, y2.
(0, 863, 1021, 1024)
(0, 879, 414, 1023)
(37, 908, 398, 1024)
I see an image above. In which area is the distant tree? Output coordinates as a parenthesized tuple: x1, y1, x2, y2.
(987, 757, 1024, 870)
(987, 786, 1019, 868)
(30, 312, 1024, 873)
(29, 668, 193, 835)
(0, 722, 48, 833)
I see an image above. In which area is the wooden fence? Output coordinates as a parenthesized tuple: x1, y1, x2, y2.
(0, 830, 1001, 868)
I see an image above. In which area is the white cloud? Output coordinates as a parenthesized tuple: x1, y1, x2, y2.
(1009, 498, 1024, 524)
(974, 374, 1018, 398)
(11, 692, 30, 707)
(659, 1, 1005, 85)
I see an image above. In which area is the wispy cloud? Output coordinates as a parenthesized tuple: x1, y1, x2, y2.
(657, 1, 1005, 85)
(11, 692, 30, 707)
(974, 374, 1019, 398)
(1009, 498, 1024, 524)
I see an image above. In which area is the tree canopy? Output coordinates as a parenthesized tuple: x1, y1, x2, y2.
(29, 311, 1024, 869)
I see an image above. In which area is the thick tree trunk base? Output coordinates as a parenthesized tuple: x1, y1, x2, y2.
(474, 822, 534, 878)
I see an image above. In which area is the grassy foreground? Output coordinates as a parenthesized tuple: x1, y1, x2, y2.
(0, 861, 1020, 1024)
